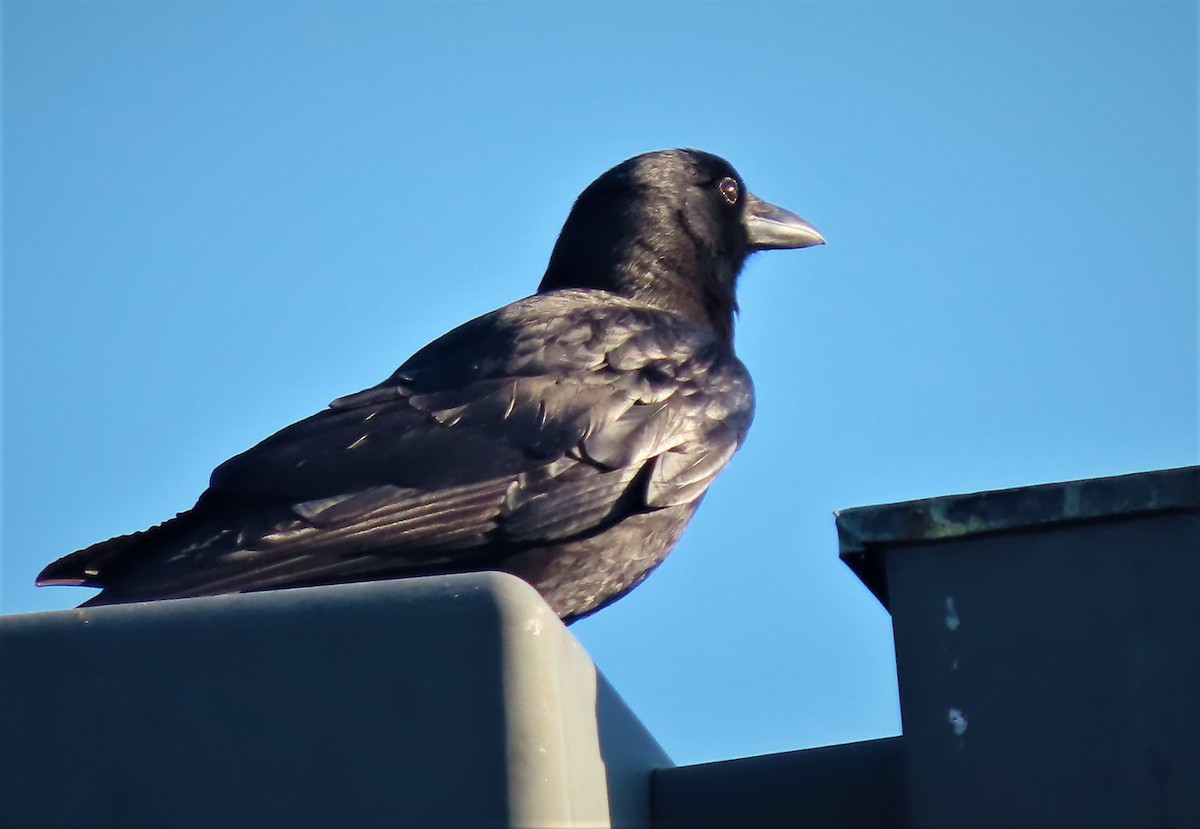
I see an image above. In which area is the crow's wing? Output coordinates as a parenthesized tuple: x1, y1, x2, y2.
(43, 290, 754, 599)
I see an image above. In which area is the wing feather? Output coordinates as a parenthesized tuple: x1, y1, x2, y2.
(54, 291, 755, 604)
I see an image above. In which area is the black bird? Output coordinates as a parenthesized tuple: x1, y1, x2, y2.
(38, 149, 824, 622)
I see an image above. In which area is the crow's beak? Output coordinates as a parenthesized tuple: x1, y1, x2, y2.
(744, 192, 825, 251)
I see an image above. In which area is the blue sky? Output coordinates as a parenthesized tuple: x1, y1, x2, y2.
(4, 2, 1196, 766)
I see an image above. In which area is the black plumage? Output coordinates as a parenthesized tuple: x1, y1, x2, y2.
(37, 149, 824, 622)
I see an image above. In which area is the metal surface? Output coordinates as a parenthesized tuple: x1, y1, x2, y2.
(0, 573, 671, 829)
(835, 466, 1200, 827)
(836, 465, 1199, 607)
(889, 513, 1200, 827)
(652, 737, 906, 828)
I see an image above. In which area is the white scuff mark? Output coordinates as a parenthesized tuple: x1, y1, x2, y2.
(526, 617, 543, 636)
(944, 596, 961, 631)
(950, 659, 959, 671)
(948, 708, 968, 736)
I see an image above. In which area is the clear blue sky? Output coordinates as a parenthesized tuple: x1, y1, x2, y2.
(4, 2, 1196, 766)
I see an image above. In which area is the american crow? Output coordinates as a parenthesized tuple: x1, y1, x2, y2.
(38, 149, 824, 622)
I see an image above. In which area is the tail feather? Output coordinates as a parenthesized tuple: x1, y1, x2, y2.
(37, 509, 203, 589)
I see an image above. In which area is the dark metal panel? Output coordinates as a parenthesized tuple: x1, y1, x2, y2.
(888, 513, 1200, 828)
(652, 737, 907, 828)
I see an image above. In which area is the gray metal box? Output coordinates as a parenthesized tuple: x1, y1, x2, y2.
(0, 572, 671, 828)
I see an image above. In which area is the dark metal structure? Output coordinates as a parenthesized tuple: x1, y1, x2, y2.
(837, 465, 1199, 828)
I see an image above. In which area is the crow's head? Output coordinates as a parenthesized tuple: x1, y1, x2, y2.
(539, 149, 824, 343)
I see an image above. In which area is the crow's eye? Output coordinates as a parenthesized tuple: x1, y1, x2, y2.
(718, 177, 739, 205)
